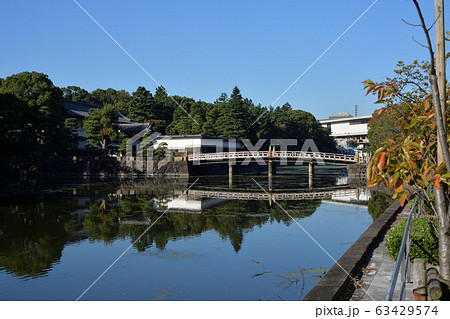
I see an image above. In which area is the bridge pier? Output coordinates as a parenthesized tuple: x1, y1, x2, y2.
(268, 159, 273, 177)
(309, 161, 314, 189)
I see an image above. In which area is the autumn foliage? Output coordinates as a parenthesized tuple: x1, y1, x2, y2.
(364, 78, 450, 208)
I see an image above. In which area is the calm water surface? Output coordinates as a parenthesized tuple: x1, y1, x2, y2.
(0, 168, 373, 300)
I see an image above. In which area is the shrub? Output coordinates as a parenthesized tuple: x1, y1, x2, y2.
(386, 217, 439, 264)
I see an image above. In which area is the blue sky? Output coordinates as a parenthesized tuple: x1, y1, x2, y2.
(1, 0, 448, 120)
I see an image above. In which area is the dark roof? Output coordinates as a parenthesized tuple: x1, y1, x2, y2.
(64, 100, 100, 118)
(329, 112, 352, 120)
(64, 99, 149, 126)
(119, 122, 151, 133)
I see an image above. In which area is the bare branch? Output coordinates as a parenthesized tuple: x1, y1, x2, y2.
(401, 18, 422, 27)
(412, 36, 429, 48)
(411, 0, 436, 71)
(427, 12, 441, 32)
(404, 81, 429, 95)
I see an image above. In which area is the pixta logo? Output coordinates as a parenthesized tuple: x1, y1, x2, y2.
(125, 129, 172, 176)
(125, 129, 349, 174)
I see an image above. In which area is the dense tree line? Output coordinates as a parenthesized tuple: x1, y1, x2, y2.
(64, 84, 335, 151)
(0, 71, 336, 156)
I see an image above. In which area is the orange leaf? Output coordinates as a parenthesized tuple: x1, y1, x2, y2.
(377, 108, 386, 117)
(378, 88, 385, 100)
(434, 177, 440, 190)
(365, 84, 377, 96)
(377, 152, 386, 171)
(399, 193, 407, 207)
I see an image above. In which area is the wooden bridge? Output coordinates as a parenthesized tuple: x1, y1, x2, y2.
(188, 151, 363, 164)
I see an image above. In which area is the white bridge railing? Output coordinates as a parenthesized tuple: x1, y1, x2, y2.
(188, 151, 359, 163)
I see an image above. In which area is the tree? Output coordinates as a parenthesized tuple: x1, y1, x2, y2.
(90, 88, 131, 115)
(0, 71, 71, 155)
(202, 94, 227, 136)
(62, 86, 94, 104)
(153, 85, 175, 125)
(83, 104, 122, 152)
(127, 86, 155, 122)
(365, 1, 450, 282)
(0, 93, 29, 154)
(211, 87, 249, 139)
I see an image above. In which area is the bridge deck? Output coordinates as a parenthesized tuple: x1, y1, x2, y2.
(188, 151, 360, 164)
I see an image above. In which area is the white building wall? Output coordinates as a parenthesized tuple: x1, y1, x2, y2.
(320, 115, 371, 149)
(153, 137, 202, 151)
(153, 136, 243, 153)
(327, 121, 368, 137)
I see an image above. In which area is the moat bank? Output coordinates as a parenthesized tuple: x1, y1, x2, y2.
(1, 156, 367, 180)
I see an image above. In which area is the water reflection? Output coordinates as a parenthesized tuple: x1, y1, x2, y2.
(0, 172, 370, 288)
(0, 200, 80, 279)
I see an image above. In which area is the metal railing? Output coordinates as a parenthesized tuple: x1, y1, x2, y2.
(386, 197, 421, 301)
(187, 151, 358, 163)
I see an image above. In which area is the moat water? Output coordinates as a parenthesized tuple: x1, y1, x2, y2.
(0, 166, 374, 300)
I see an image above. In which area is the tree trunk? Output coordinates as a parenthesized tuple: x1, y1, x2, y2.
(430, 72, 450, 283)
(434, 186, 450, 282)
(410, 0, 450, 283)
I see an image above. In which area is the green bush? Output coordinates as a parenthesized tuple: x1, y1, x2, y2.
(386, 217, 439, 264)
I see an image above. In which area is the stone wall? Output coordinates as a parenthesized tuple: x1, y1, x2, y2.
(2, 156, 132, 179)
(1, 156, 276, 179)
(303, 200, 403, 300)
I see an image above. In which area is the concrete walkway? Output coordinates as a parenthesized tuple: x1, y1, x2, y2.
(351, 208, 414, 301)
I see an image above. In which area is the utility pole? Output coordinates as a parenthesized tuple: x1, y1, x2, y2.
(435, 0, 446, 165)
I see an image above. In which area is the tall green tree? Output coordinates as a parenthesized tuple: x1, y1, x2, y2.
(166, 97, 209, 135)
(90, 88, 131, 115)
(127, 86, 155, 122)
(0, 71, 70, 155)
(153, 86, 175, 125)
(0, 93, 29, 155)
(62, 86, 94, 104)
(202, 93, 228, 136)
(83, 104, 122, 152)
(214, 87, 249, 139)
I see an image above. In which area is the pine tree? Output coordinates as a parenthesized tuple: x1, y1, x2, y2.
(83, 104, 122, 152)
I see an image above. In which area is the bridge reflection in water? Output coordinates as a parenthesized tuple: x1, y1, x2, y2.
(0, 173, 374, 302)
(150, 188, 369, 212)
(109, 173, 370, 213)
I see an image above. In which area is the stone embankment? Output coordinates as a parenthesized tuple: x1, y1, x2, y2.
(303, 200, 403, 301)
